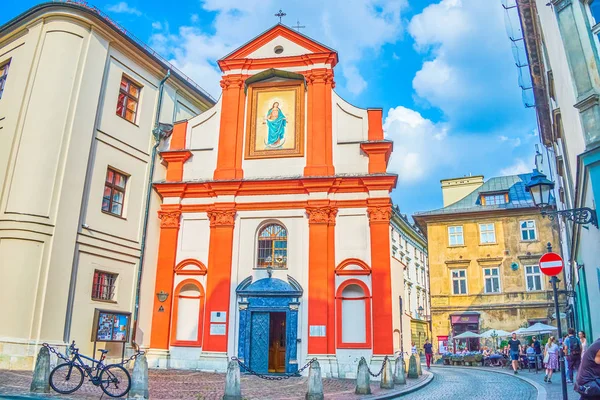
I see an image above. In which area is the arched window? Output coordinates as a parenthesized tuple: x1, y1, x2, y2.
(256, 223, 288, 269)
(171, 280, 204, 346)
(336, 279, 372, 349)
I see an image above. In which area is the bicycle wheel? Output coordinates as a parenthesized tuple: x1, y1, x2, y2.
(49, 363, 84, 394)
(99, 364, 131, 398)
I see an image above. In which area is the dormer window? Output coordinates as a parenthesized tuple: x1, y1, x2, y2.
(481, 192, 508, 205)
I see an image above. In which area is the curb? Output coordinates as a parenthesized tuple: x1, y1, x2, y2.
(366, 370, 435, 400)
(433, 365, 546, 400)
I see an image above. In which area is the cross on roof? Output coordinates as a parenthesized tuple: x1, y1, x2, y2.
(292, 20, 305, 32)
(275, 9, 286, 23)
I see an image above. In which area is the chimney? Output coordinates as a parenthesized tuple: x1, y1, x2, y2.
(440, 175, 485, 207)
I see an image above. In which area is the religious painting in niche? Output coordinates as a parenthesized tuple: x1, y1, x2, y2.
(245, 81, 304, 159)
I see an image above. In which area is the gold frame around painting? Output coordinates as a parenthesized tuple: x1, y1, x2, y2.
(245, 81, 304, 159)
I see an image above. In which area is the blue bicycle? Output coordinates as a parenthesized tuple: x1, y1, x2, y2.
(48, 341, 131, 398)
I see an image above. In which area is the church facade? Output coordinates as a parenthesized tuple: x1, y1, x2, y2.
(144, 25, 399, 378)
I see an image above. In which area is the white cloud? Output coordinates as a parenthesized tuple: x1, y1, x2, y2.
(384, 106, 449, 183)
(500, 158, 533, 176)
(149, 0, 407, 98)
(107, 2, 141, 16)
(151, 21, 162, 30)
(408, 0, 528, 128)
(190, 14, 199, 23)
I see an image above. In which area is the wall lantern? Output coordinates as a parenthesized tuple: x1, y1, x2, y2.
(525, 169, 598, 228)
(156, 290, 169, 303)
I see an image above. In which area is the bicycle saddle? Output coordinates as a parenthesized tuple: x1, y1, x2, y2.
(98, 349, 109, 354)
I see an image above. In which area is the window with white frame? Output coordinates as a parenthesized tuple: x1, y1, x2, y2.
(482, 193, 507, 205)
(483, 267, 501, 293)
(586, 0, 600, 26)
(520, 220, 537, 241)
(525, 265, 543, 291)
(448, 226, 464, 246)
(452, 270, 467, 295)
(479, 223, 496, 244)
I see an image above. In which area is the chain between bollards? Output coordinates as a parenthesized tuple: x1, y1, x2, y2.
(361, 356, 389, 378)
(232, 356, 317, 380)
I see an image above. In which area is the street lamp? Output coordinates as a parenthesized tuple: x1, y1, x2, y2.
(418, 306, 424, 319)
(525, 169, 598, 228)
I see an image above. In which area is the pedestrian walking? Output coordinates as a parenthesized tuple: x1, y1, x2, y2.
(544, 336, 559, 384)
(575, 338, 600, 399)
(580, 331, 589, 353)
(508, 332, 522, 374)
(423, 339, 433, 370)
(565, 328, 583, 383)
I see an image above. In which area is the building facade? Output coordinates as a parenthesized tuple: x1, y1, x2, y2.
(390, 207, 430, 354)
(414, 174, 563, 352)
(509, 0, 600, 339)
(0, 3, 214, 369)
(140, 24, 399, 378)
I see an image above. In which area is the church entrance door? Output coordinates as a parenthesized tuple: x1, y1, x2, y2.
(268, 312, 286, 373)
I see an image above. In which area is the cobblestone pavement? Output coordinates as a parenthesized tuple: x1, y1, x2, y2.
(0, 367, 429, 400)
(399, 366, 537, 400)
(453, 364, 580, 400)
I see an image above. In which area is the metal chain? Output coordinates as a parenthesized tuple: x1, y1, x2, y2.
(232, 357, 317, 380)
(361, 355, 388, 378)
(42, 343, 71, 363)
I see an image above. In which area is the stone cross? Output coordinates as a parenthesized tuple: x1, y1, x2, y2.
(292, 20, 306, 32)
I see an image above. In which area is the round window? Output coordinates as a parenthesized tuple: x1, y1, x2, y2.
(274, 45, 284, 54)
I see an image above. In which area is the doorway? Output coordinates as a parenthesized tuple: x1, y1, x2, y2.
(268, 312, 286, 373)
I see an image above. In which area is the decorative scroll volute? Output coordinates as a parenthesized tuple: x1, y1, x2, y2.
(207, 208, 237, 227)
(367, 205, 392, 223)
(158, 210, 181, 229)
(306, 206, 337, 225)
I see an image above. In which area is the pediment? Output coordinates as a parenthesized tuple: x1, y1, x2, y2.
(221, 24, 336, 61)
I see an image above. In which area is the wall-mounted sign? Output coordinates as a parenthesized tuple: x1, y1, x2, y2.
(210, 311, 227, 323)
(210, 324, 226, 335)
(91, 309, 131, 342)
(309, 325, 326, 337)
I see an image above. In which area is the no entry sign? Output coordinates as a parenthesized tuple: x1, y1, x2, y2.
(539, 252, 564, 276)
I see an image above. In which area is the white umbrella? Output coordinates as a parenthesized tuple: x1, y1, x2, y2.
(512, 327, 529, 335)
(521, 322, 558, 334)
(479, 329, 512, 338)
(453, 331, 481, 339)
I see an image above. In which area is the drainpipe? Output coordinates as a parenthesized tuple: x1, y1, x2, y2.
(131, 69, 171, 345)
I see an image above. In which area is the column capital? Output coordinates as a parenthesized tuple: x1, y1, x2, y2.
(220, 75, 245, 90)
(367, 205, 392, 223)
(306, 206, 337, 224)
(207, 208, 237, 227)
(158, 210, 181, 229)
(304, 68, 334, 85)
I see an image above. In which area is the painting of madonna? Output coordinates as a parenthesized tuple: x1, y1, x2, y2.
(263, 102, 287, 148)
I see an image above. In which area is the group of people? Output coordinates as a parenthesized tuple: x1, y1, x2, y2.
(507, 328, 600, 399)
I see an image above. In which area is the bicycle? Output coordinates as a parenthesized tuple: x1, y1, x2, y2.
(49, 341, 131, 398)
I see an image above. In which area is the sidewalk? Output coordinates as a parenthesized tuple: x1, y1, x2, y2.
(436, 364, 579, 400)
(0, 368, 433, 400)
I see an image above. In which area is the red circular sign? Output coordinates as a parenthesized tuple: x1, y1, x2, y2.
(539, 252, 564, 276)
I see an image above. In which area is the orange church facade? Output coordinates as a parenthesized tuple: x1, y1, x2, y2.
(145, 24, 398, 377)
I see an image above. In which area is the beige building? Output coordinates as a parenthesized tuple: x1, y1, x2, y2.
(414, 174, 563, 352)
(0, 3, 213, 369)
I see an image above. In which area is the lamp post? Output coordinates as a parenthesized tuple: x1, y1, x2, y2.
(542, 243, 568, 400)
(525, 169, 598, 227)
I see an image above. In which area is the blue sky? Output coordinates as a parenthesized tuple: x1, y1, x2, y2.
(2, 0, 541, 216)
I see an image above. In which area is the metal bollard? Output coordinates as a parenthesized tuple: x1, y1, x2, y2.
(30, 346, 50, 393)
(354, 358, 371, 395)
(223, 360, 242, 400)
(305, 360, 324, 400)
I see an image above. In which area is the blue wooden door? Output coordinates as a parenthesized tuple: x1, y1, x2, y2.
(249, 312, 270, 373)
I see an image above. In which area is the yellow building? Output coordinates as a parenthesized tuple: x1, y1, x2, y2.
(414, 174, 563, 353)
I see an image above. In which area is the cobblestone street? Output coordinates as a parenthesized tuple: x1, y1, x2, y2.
(400, 367, 537, 400)
(0, 367, 429, 400)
